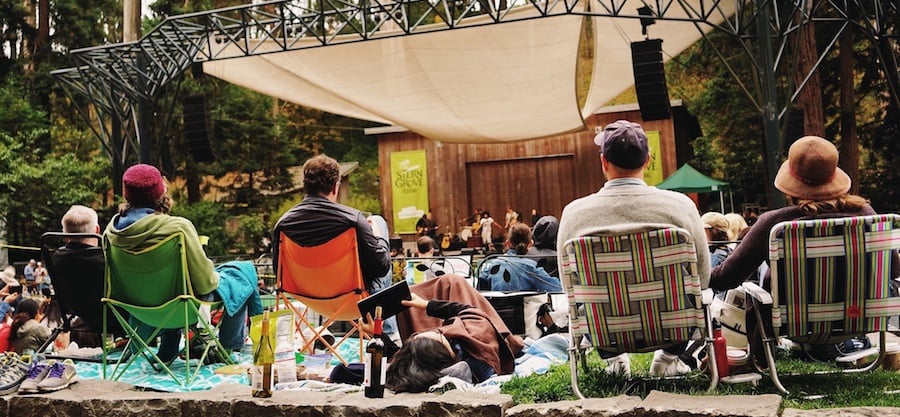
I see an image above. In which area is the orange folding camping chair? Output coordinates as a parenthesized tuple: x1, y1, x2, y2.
(276, 228, 368, 365)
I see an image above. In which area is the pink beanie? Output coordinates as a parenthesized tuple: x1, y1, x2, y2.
(122, 164, 166, 206)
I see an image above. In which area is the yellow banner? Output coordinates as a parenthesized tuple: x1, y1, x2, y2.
(390, 150, 429, 234)
(643, 130, 664, 185)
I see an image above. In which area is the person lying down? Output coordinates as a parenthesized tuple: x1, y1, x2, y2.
(360, 274, 525, 393)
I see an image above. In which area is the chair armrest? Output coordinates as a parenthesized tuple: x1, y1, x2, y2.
(701, 288, 714, 305)
(741, 282, 773, 305)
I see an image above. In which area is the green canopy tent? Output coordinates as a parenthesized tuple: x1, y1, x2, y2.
(656, 164, 731, 212)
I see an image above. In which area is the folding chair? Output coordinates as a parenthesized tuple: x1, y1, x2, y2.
(743, 214, 900, 394)
(560, 224, 720, 398)
(39, 232, 117, 357)
(102, 232, 233, 386)
(276, 228, 367, 365)
(405, 255, 473, 285)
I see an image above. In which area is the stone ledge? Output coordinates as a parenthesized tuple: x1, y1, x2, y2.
(783, 407, 900, 417)
(639, 391, 782, 417)
(4, 380, 515, 417)
(0, 379, 889, 417)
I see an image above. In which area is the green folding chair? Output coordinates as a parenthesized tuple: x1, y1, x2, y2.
(101, 232, 233, 386)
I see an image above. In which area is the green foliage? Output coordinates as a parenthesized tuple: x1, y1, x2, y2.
(228, 213, 269, 255)
(667, 32, 768, 209)
(0, 80, 108, 246)
(170, 201, 230, 257)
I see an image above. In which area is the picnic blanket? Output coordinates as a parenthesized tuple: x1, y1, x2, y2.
(70, 334, 567, 393)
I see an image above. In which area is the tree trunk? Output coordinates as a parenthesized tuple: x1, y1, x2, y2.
(794, 20, 825, 137)
(123, 0, 142, 42)
(31, 0, 49, 68)
(839, 28, 859, 193)
(22, 0, 34, 70)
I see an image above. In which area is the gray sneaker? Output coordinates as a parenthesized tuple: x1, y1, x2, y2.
(36, 360, 77, 392)
(18, 360, 55, 394)
(0, 354, 32, 395)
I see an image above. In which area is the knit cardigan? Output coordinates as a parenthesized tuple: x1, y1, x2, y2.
(557, 182, 711, 288)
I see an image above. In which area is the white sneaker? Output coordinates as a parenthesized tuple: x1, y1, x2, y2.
(649, 349, 691, 376)
(605, 353, 631, 377)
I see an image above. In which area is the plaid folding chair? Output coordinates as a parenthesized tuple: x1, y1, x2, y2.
(561, 224, 720, 398)
(743, 214, 900, 394)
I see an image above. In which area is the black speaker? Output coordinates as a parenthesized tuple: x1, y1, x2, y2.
(631, 39, 671, 121)
(183, 94, 215, 163)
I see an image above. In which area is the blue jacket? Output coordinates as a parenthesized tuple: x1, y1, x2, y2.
(214, 261, 264, 317)
(478, 251, 563, 293)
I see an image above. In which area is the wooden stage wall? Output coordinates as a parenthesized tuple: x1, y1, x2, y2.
(375, 109, 678, 237)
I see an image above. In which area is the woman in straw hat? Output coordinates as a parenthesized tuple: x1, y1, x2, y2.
(709, 136, 899, 291)
(708, 136, 900, 359)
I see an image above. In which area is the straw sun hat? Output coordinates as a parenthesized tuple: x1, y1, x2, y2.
(773, 136, 851, 200)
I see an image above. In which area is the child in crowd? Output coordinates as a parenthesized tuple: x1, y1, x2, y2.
(9, 298, 51, 354)
(701, 211, 733, 268)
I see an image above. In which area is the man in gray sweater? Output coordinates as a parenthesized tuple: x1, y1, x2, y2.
(557, 120, 709, 377)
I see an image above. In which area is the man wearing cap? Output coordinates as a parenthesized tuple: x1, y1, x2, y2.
(557, 120, 709, 377)
(104, 164, 263, 364)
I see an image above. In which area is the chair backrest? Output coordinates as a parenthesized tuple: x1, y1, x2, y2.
(105, 233, 190, 307)
(40, 232, 107, 331)
(277, 228, 366, 318)
(561, 225, 703, 354)
(768, 214, 900, 344)
(405, 255, 473, 285)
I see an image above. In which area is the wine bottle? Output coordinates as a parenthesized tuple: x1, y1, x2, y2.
(364, 306, 386, 398)
(712, 323, 730, 378)
(252, 310, 275, 398)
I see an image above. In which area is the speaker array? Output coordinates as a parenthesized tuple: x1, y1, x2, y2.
(631, 39, 672, 121)
(182, 94, 215, 163)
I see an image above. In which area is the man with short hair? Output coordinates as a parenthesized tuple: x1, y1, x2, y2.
(273, 155, 395, 334)
(416, 236, 436, 258)
(557, 120, 709, 377)
(47, 205, 106, 347)
(413, 236, 444, 281)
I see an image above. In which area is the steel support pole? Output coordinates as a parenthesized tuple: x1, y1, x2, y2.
(756, 1, 785, 209)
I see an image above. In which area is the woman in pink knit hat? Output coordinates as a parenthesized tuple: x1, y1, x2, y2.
(104, 164, 262, 365)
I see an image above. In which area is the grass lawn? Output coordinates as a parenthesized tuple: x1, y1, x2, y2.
(501, 350, 900, 409)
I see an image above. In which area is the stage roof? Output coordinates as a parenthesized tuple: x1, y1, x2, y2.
(202, 1, 732, 143)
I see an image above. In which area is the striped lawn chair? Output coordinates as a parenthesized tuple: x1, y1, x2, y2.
(561, 224, 719, 398)
(745, 214, 900, 394)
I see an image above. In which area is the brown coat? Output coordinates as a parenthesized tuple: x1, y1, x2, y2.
(396, 274, 524, 375)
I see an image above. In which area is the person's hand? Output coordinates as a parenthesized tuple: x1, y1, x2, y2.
(359, 312, 376, 337)
(3, 292, 18, 305)
(0, 284, 9, 297)
(401, 293, 428, 310)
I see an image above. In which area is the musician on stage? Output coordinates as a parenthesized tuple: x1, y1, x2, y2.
(415, 212, 439, 239)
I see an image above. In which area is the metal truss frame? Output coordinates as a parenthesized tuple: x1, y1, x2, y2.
(52, 0, 899, 195)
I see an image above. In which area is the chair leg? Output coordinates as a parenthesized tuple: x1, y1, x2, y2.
(569, 347, 586, 399)
(748, 298, 789, 394)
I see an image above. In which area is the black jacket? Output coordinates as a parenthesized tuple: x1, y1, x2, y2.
(272, 195, 390, 291)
